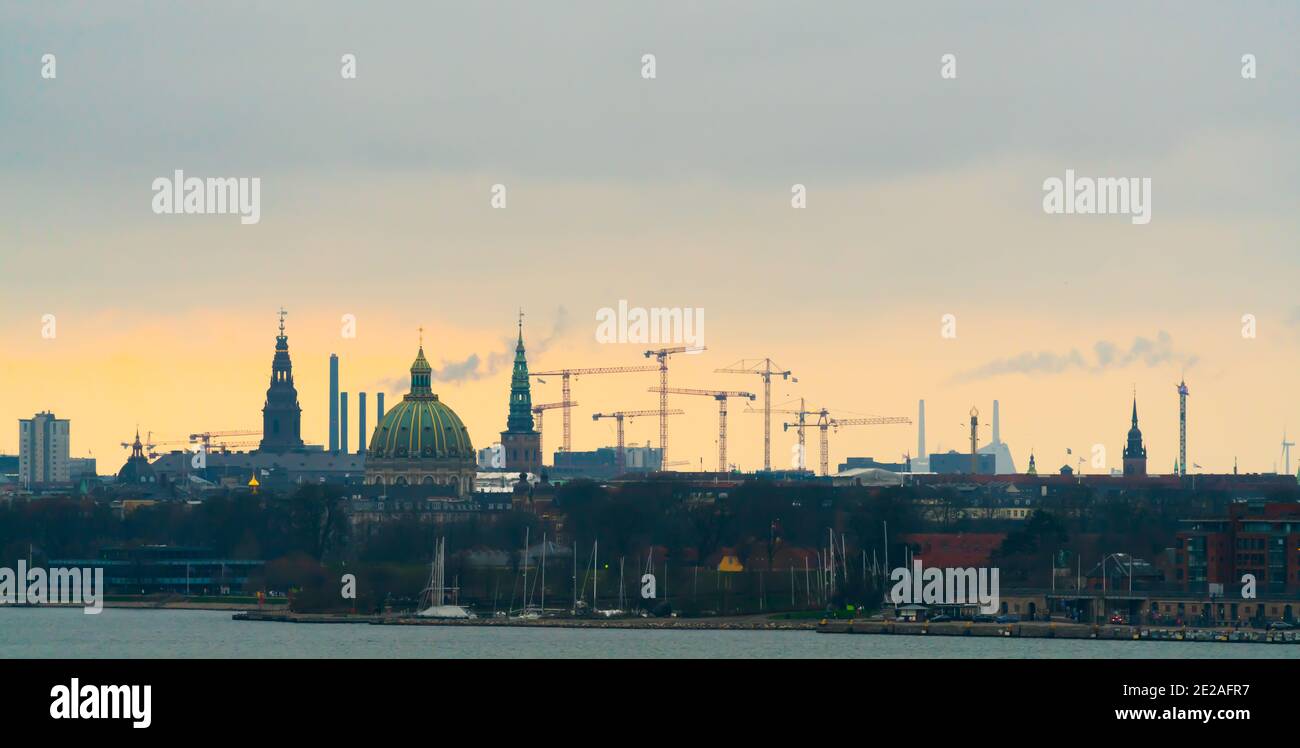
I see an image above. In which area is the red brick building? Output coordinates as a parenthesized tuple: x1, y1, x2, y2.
(1176, 503, 1300, 596)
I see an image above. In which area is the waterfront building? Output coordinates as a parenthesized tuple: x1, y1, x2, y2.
(50, 545, 262, 595)
(1177, 502, 1300, 597)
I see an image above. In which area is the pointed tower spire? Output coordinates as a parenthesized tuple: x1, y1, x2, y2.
(1123, 389, 1147, 477)
(501, 312, 541, 474)
(408, 327, 434, 399)
(506, 313, 534, 432)
(260, 308, 304, 452)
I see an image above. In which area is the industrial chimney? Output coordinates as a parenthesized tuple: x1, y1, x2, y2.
(992, 400, 1001, 445)
(358, 392, 367, 455)
(340, 392, 349, 454)
(918, 399, 926, 461)
(329, 354, 339, 452)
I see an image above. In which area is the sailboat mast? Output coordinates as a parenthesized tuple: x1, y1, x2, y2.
(541, 532, 546, 613)
(522, 527, 530, 612)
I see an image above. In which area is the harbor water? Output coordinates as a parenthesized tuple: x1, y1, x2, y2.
(4, 607, 1299, 658)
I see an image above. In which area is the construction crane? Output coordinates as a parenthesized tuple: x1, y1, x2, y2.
(643, 346, 706, 465)
(120, 428, 156, 453)
(825, 414, 912, 476)
(592, 409, 683, 472)
(206, 441, 261, 454)
(716, 359, 792, 471)
(189, 430, 260, 453)
(531, 401, 576, 464)
(532, 366, 657, 453)
(770, 398, 820, 471)
(648, 387, 754, 472)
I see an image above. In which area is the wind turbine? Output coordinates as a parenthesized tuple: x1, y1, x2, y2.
(1282, 430, 1294, 476)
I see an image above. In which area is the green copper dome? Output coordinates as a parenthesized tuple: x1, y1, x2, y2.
(368, 346, 474, 460)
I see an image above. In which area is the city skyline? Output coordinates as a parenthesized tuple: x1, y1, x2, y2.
(2, 2, 1297, 476)
(3, 305, 1298, 477)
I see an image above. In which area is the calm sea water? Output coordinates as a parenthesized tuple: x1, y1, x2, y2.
(3, 607, 1299, 659)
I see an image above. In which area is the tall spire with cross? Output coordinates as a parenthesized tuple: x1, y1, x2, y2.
(502, 311, 541, 474)
(1122, 389, 1147, 476)
(261, 307, 304, 452)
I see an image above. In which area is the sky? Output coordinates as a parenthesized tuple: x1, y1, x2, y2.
(1, 1, 1298, 476)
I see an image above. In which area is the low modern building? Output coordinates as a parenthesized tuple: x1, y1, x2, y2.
(50, 545, 262, 595)
(928, 450, 996, 475)
(150, 448, 364, 488)
(551, 445, 663, 480)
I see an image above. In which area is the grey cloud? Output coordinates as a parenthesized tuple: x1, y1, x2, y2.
(952, 331, 1196, 383)
(429, 306, 569, 383)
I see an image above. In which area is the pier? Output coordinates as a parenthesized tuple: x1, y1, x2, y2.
(815, 619, 1300, 644)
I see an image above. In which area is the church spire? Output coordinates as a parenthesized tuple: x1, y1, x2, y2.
(1123, 390, 1147, 476)
(260, 308, 304, 452)
(505, 312, 535, 433)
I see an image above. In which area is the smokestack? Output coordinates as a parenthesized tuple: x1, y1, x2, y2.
(329, 354, 339, 452)
(358, 392, 367, 455)
(918, 399, 926, 460)
(340, 392, 349, 454)
(377, 392, 385, 423)
(992, 400, 1001, 445)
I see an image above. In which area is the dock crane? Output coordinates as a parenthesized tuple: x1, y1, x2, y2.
(648, 387, 755, 472)
(531, 401, 576, 464)
(531, 366, 657, 453)
(592, 409, 683, 472)
(643, 346, 706, 465)
(716, 359, 792, 471)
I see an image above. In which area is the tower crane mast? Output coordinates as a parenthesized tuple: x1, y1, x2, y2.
(716, 358, 792, 471)
(531, 366, 657, 453)
(643, 346, 706, 464)
(530, 401, 576, 464)
(648, 387, 754, 472)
